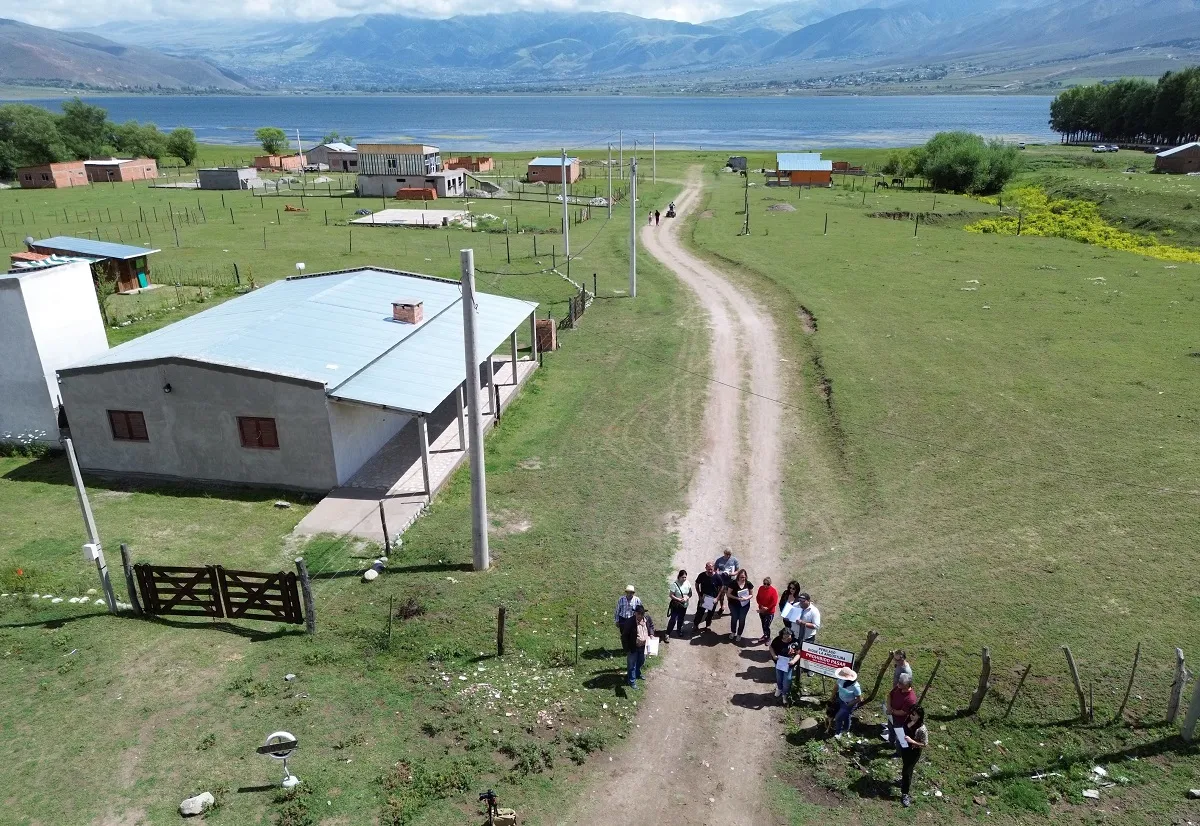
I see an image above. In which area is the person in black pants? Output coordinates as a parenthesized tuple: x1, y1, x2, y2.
(692, 562, 719, 633)
(897, 705, 928, 808)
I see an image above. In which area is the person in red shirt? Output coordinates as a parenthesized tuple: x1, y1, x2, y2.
(755, 576, 779, 643)
(887, 672, 918, 747)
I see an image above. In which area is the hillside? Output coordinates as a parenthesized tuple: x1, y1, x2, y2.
(0, 18, 249, 91)
(18, 0, 1200, 92)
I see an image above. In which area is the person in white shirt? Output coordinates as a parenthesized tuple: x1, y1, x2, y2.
(665, 569, 693, 640)
(795, 592, 821, 643)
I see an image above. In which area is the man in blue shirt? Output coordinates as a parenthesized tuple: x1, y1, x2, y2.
(614, 585, 642, 626)
(713, 548, 739, 615)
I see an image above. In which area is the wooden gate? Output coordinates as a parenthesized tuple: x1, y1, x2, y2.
(134, 563, 305, 625)
(220, 568, 303, 624)
(134, 564, 224, 618)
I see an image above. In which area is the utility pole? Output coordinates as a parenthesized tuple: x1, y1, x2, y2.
(652, 132, 656, 184)
(607, 142, 613, 218)
(460, 250, 490, 572)
(629, 157, 638, 298)
(742, 170, 750, 236)
(63, 438, 116, 612)
(561, 149, 570, 270)
(619, 130, 623, 180)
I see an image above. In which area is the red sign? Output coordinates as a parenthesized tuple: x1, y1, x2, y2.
(799, 642, 854, 678)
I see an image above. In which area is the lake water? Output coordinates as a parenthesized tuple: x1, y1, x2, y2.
(10, 94, 1057, 150)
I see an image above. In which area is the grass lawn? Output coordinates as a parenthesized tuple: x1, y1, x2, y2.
(687, 154, 1200, 822)
(0, 151, 708, 826)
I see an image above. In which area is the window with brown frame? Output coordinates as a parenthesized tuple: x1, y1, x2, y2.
(108, 410, 148, 442)
(237, 416, 279, 449)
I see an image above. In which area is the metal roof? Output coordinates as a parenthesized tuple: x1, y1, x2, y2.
(1157, 142, 1200, 157)
(776, 153, 833, 171)
(32, 236, 159, 261)
(83, 158, 135, 166)
(63, 267, 537, 416)
(530, 157, 578, 166)
(318, 142, 357, 153)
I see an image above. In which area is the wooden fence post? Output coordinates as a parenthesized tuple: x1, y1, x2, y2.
(295, 557, 315, 635)
(1168, 648, 1187, 723)
(916, 658, 941, 706)
(497, 605, 506, 656)
(1063, 646, 1088, 722)
(575, 611, 580, 666)
(119, 543, 142, 616)
(1003, 663, 1033, 720)
(967, 647, 992, 715)
(1112, 641, 1141, 723)
(863, 651, 895, 705)
(379, 501, 390, 555)
(854, 630, 879, 671)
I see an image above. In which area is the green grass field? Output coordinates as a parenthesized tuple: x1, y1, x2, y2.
(2, 145, 1199, 824)
(687, 151, 1200, 823)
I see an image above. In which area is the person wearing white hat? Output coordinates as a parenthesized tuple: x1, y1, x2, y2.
(614, 585, 642, 626)
(832, 665, 863, 737)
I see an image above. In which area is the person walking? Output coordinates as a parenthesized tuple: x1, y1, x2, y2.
(886, 671, 918, 746)
(713, 548, 739, 615)
(614, 585, 641, 626)
(665, 569, 692, 640)
(727, 569, 754, 642)
(755, 576, 778, 643)
(896, 706, 929, 807)
(619, 604, 654, 688)
(654, 209, 661, 226)
(648, 210, 653, 225)
(770, 627, 801, 702)
(832, 666, 863, 737)
(692, 562, 719, 633)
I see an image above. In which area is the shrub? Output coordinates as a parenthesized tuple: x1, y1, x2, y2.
(913, 131, 1021, 194)
(999, 779, 1050, 814)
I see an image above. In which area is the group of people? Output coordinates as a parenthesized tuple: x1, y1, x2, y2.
(614, 550, 928, 808)
(647, 201, 677, 226)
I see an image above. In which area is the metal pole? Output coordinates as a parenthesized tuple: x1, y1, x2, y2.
(619, 130, 623, 180)
(561, 149, 570, 264)
(417, 414, 432, 497)
(456, 385, 467, 449)
(62, 438, 116, 613)
(629, 157, 637, 298)
(460, 250, 490, 571)
(607, 143, 613, 218)
(652, 132, 656, 184)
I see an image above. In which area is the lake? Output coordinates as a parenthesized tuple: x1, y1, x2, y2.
(9, 94, 1057, 150)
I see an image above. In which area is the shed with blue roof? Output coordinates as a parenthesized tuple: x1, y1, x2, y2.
(31, 235, 159, 293)
(772, 153, 833, 188)
(528, 155, 580, 185)
(57, 266, 539, 493)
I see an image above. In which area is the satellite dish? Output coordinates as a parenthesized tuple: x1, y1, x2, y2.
(259, 730, 300, 788)
(24, 236, 35, 250)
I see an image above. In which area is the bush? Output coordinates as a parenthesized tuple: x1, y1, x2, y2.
(999, 779, 1050, 814)
(913, 131, 1021, 194)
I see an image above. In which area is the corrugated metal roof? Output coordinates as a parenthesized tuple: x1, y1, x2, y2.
(530, 157, 578, 166)
(33, 236, 159, 261)
(776, 153, 833, 171)
(319, 142, 357, 153)
(64, 267, 537, 415)
(1157, 142, 1200, 157)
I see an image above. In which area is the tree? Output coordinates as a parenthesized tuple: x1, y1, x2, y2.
(0, 103, 69, 178)
(256, 127, 289, 155)
(58, 98, 111, 159)
(166, 127, 199, 166)
(914, 131, 1020, 195)
(112, 120, 167, 160)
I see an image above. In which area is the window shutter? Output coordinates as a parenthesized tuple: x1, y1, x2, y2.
(259, 418, 279, 449)
(109, 411, 129, 440)
(128, 412, 148, 441)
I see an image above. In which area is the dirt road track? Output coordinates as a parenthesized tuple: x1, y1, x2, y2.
(562, 171, 788, 825)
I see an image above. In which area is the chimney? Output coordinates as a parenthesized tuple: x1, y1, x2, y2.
(392, 300, 423, 324)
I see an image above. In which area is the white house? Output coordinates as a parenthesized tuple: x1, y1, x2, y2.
(0, 260, 109, 445)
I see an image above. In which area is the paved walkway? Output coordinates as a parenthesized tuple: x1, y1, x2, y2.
(293, 356, 536, 544)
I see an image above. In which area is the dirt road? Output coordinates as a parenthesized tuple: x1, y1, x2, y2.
(563, 173, 787, 824)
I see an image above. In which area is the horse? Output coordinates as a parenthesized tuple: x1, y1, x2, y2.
(892, 178, 905, 188)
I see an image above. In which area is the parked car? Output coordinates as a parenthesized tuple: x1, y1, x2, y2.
(1092, 145, 1108, 152)
(1018, 142, 1026, 150)
(353, 209, 373, 216)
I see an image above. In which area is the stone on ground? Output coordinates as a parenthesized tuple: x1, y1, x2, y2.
(180, 792, 215, 816)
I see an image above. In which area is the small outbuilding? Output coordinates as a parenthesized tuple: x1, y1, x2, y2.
(84, 158, 158, 183)
(254, 154, 306, 172)
(57, 266, 539, 493)
(0, 260, 109, 445)
(446, 156, 494, 173)
(29, 236, 158, 294)
(1154, 142, 1200, 174)
(199, 167, 259, 190)
(528, 156, 581, 185)
(771, 152, 833, 187)
(306, 142, 358, 172)
(357, 169, 466, 199)
(17, 161, 88, 189)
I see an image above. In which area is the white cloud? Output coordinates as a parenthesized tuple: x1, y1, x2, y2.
(2, 0, 767, 28)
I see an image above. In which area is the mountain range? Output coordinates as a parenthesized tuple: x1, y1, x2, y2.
(5, 0, 1200, 93)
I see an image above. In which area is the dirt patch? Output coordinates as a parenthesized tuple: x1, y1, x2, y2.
(782, 766, 846, 809)
(767, 203, 797, 212)
(700, 210, 714, 219)
(95, 490, 134, 501)
(490, 510, 532, 537)
(517, 457, 542, 470)
(89, 808, 147, 826)
(798, 305, 818, 334)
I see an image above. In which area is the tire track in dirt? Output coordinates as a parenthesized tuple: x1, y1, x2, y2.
(562, 170, 786, 825)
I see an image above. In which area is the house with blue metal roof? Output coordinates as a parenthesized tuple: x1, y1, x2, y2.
(31, 236, 159, 293)
(771, 153, 834, 188)
(57, 267, 539, 493)
(528, 156, 580, 185)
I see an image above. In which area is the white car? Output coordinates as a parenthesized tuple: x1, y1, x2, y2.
(1092, 145, 1108, 152)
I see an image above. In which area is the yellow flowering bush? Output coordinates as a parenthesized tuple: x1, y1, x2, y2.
(966, 185, 1200, 263)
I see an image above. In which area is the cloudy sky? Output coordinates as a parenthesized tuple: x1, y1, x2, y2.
(5, 0, 767, 28)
